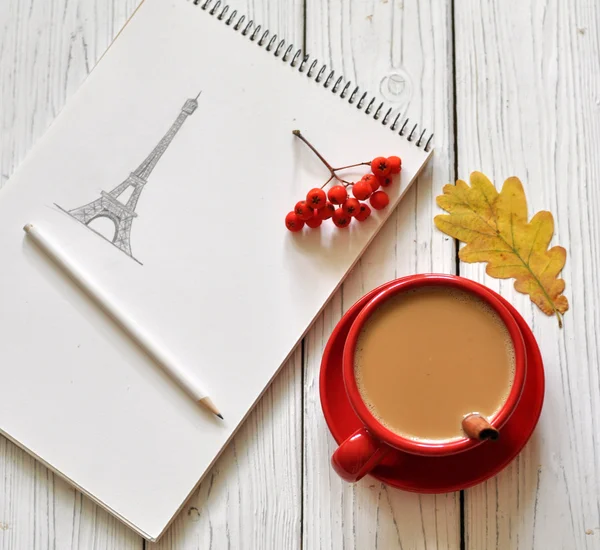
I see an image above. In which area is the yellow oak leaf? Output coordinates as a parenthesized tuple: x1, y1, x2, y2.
(434, 172, 568, 327)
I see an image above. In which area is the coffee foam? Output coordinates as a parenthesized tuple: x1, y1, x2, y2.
(354, 286, 516, 442)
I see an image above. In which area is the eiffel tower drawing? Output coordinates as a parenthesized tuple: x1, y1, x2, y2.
(57, 94, 199, 264)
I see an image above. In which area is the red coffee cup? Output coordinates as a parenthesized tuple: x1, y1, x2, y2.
(331, 274, 527, 482)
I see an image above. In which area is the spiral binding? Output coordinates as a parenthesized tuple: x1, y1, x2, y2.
(192, 0, 433, 152)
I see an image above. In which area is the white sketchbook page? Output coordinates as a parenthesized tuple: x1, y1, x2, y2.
(0, 0, 431, 541)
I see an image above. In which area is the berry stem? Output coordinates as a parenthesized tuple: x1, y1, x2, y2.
(293, 130, 335, 172)
(321, 174, 334, 189)
(293, 129, 348, 185)
(333, 161, 370, 171)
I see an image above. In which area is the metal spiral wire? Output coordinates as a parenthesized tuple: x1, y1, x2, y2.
(193, 0, 433, 151)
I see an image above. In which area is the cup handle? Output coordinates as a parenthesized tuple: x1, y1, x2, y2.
(331, 427, 390, 482)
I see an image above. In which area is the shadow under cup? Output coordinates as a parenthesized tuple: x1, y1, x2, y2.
(331, 274, 527, 483)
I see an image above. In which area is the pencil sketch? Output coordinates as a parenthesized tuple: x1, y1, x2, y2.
(56, 94, 200, 264)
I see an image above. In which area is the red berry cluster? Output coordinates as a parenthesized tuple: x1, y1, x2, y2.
(285, 131, 402, 232)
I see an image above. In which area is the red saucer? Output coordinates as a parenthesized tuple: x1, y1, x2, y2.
(320, 278, 545, 493)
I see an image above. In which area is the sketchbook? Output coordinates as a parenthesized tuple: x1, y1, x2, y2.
(0, 0, 432, 541)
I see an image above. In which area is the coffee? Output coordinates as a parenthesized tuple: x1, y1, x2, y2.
(355, 286, 514, 441)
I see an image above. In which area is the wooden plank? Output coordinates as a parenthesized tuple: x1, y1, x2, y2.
(0, 1, 143, 547)
(147, 1, 305, 549)
(455, 1, 600, 548)
(0, 0, 141, 191)
(0, 437, 141, 550)
(303, 1, 460, 548)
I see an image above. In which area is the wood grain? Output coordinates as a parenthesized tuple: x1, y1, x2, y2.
(0, 437, 140, 550)
(0, 0, 140, 191)
(303, 1, 459, 548)
(5, 0, 599, 548)
(455, 1, 600, 548)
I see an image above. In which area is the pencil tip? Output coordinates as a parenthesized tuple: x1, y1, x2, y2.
(198, 397, 222, 418)
(23, 223, 33, 233)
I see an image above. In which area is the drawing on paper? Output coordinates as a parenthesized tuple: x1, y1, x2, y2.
(56, 94, 200, 264)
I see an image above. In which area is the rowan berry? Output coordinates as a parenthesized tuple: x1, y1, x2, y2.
(387, 155, 402, 174)
(352, 181, 372, 200)
(305, 214, 323, 228)
(371, 156, 391, 177)
(342, 198, 361, 216)
(369, 191, 390, 210)
(318, 202, 335, 220)
(378, 174, 393, 188)
(354, 203, 372, 222)
(361, 173, 380, 192)
(306, 188, 327, 209)
(285, 212, 305, 232)
(327, 185, 348, 205)
(295, 200, 314, 221)
(332, 208, 351, 228)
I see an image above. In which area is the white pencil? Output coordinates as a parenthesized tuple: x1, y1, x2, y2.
(23, 223, 223, 419)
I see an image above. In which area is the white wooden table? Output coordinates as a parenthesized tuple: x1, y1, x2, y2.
(1, 1, 599, 548)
